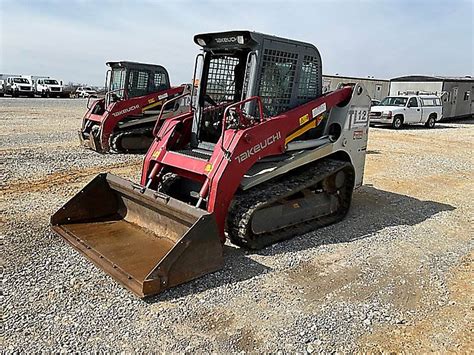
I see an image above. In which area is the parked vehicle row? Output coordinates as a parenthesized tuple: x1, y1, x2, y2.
(0, 76, 99, 98)
(370, 94, 443, 129)
(0, 76, 67, 98)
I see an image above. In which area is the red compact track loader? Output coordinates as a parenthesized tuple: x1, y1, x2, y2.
(79, 61, 189, 153)
(52, 31, 371, 297)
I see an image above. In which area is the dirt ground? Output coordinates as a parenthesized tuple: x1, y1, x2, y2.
(2, 98, 473, 352)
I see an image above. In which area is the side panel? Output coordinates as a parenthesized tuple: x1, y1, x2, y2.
(442, 81, 473, 118)
(240, 84, 371, 190)
(324, 84, 371, 187)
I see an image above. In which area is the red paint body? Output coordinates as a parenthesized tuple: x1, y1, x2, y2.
(141, 87, 353, 242)
(82, 86, 185, 151)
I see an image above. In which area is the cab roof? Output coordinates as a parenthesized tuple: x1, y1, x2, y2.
(106, 61, 167, 72)
(193, 30, 319, 52)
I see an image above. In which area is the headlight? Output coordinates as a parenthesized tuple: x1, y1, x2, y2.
(382, 111, 392, 117)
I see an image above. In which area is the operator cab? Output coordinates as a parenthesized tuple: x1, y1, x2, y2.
(190, 31, 323, 150)
(106, 61, 170, 103)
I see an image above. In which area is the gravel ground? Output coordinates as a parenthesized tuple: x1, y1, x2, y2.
(2, 97, 473, 352)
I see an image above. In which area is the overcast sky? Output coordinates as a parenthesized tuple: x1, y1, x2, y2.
(1, 0, 472, 86)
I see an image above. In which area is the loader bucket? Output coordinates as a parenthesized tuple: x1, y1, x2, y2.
(51, 173, 223, 298)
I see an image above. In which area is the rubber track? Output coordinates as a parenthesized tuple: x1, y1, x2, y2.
(110, 127, 154, 154)
(226, 159, 354, 250)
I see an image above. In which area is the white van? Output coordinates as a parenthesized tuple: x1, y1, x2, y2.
(370, 95, 442, 129)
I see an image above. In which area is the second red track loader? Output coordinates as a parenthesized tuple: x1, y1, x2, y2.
(79, 61, 189, 153)
(52, 31, 371, 297)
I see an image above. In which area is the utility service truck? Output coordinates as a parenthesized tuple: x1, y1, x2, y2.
(370, 95, 442, 129)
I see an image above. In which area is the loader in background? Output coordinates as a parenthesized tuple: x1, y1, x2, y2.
(79, 61, 189, 153)
(51, 31, 371, 297)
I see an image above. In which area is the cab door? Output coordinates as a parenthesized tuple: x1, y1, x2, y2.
(405, 97, 422, 123)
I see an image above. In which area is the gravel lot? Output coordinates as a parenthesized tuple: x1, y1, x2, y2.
(2, 97, 473, 352)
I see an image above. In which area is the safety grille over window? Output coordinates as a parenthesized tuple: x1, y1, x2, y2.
(154, 73, 165, 86)
(136, 71, 149, 90)
(153, 72, 169, 91)
(128, 70, 150, 98)
(258, 49, 298, 116)
(205, 56, 240, 103)
(297, 55, 321, 103)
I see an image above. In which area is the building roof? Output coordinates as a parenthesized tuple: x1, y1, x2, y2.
(323, 74, 389, 82)
(391, 75, 473, 83)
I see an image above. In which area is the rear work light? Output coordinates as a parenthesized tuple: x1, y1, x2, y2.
(196, 38, 206, 46)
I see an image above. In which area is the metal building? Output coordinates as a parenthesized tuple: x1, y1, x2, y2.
(322, 75, 389, 101)
(390, 75, 473, 119)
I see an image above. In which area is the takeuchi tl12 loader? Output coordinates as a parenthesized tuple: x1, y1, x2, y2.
(79, 61, 189, 153)
(51, 31, 371, 297)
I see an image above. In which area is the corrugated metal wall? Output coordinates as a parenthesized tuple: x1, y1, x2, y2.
(322, 76, 389, 100)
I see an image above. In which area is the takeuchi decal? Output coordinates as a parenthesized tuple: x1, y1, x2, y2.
(215, 37, 237, 44)
(112, 104, 139, 117)
(235, 132, 281, 163)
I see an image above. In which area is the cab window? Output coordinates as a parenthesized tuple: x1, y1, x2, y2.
(153, 72, 168, 91)
(128, 70, 149, 98)
(408, 97, 418, 107)
(127, 68, 170, 98)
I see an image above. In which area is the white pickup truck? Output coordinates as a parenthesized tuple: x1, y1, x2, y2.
(34, 77, 65, 98)
(370, 95, 442, 129)
(5, 77, 34, 97)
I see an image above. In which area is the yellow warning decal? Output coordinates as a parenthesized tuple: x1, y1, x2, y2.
(285, 114, 325, 145)
(151, 149, 161, 159)
(142, 100, 163, 112)
(204, 163, 213, 172)
(299, 114, 309, 126)
(148, 98, 156, 104)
